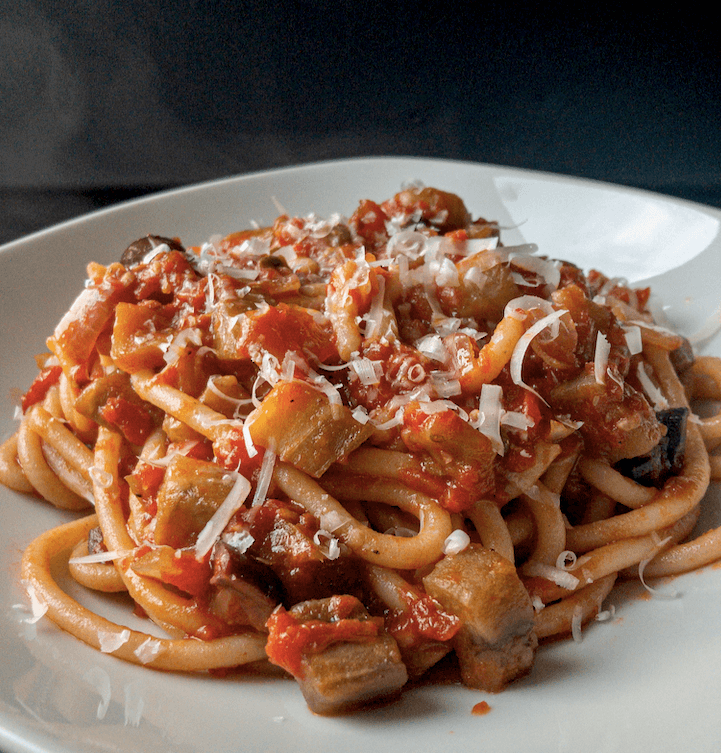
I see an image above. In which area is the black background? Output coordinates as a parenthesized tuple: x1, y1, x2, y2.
(2, 2, 720, 244)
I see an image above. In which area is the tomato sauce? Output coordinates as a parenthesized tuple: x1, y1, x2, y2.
(265, 601, 383, 678)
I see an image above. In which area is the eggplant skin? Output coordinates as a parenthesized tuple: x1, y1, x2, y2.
(615, 408, 688, 488)
(282, 597, 408, 715)
(120, 235, 186, 267)
(423, 545, 537, 693)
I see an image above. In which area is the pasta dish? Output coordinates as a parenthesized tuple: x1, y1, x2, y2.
(2, 184, 721, 714)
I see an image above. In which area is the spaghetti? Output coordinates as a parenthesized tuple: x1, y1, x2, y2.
(4, 184, 721, 713)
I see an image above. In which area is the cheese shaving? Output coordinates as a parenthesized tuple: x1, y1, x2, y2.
(622, 325, 643, 355)
(251, 445, 276, 506)
(222, 530, 255, 554)
(442, 529, 471, 555)
(134, 637, 164, 664)
(523, 561, 580, 590)
(476, 383, 504, 454)
(594, 332, 611, 385)
(98, 628, 131, 654)
(509, 309, 567, 403)
(313, 530, 341, 560)
(69, 549, 131, 565)
(194, 472, 252, 558)
(637, 362, 669, 410)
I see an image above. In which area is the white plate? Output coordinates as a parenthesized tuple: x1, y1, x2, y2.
(2, 157, 721, 753)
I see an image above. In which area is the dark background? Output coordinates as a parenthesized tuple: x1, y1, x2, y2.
(2, 2, 720, 245)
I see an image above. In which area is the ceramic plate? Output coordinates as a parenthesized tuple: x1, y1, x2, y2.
(2, 157, 721, 753)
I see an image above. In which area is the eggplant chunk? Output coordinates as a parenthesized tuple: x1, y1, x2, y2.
(423, 544, 537, 692)
(208, 541, 284, 632)
(297, 632, 408, 715)
(615, 407, 688, 488)
(267, 596, 408, 714)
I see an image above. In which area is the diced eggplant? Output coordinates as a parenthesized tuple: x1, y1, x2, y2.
(249, 381, 373, 478)
(295, 631, 407, 715)
(121, 235, 186, 267)
(266, 596, 408, 714)
(670, 337, 695, 374)
(153, 455, 238, 548)
(74, 370, 163, 444)
(422, 544, 537, 692)
(208, 540, 284, 631)
(240, 499, 359, 604)
(615, 407, 688, 488)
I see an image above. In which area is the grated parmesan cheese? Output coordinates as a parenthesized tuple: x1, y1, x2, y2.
(194, 472, 252, 558)
(443, 529, 471, 555)
(593, 332, 611, 385)
(509, 309, 567, 403)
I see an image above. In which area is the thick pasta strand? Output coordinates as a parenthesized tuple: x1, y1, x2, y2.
(21, 514, 267, 670)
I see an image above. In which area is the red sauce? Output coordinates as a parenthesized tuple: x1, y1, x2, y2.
(265, 601, 382, 678)
(386, 592, 460, 646)
(21, 365, 62, 412)
(472, 701, 492, 716)
(235, 303, 338, 364)
(160, 549, 212, 599)
(100, 395, 156, 445)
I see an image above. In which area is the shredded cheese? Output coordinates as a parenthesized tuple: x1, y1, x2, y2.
(443, 529, 471, 555)
(594, 332, 611, 385)
(194, 473, 252, 559)
(509, 309, 567, 403)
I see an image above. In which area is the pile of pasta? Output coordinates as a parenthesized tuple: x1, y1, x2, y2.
(3, 184, 721, 713)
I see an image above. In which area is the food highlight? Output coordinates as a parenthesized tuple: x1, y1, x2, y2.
(2, 184, 721, 714)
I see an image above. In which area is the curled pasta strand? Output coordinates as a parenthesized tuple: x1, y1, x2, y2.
(687, 356, 721, 443)
(131, 370, 237, 441)
(21, 513, 268, 671)
(534, 575, 617, 640)
(629, 507, 721, 578)
(578, 457, 657, 509)
(16, 417, 89, 511)
(521, 482, 567, 567)
(342, 447, 417, 478)
(456, 314, 525, 393)
(58, 371, 97, 444)
(466, 499, 516, 563)
(68, 538, 128, 593)
(0, 433, 35, 494)
(276, 462, 453, 569)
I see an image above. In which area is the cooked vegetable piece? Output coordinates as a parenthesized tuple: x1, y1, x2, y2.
(110, 301, 174, 372)
(75, 370, 163, 445)
(120, 235, 186, 267)
(616, 407, 688, 488)
(401, 404, 496, 512)
(367, 566, 461, 679)
(154, 455, 238, 548)
(129, 545, 211, 598)
(208, 540, 283, 631)
(423, 544, 537, 692)
(230, 303, 339, 364)
(249, 381, 373, 477)
(238, 498, 358, 604)
(265, 595, 407, 714)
